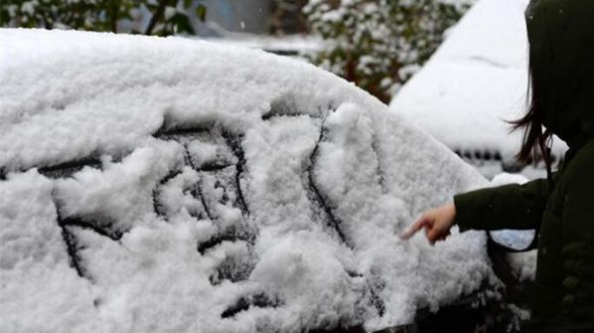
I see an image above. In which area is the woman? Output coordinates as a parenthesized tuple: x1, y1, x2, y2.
(401, 0, 594, 331)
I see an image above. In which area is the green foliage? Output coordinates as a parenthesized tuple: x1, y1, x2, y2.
(195, 3, 206, 21)
(304, 0, 473, 103)
(0, 0, 207, 36)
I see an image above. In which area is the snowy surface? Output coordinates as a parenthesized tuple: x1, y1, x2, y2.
(0, 29, 493, 332)
(390, 0, 567, 163)
(507, 251, 537, 282)
(473, 161, 548, 181)
(203, 34, 323, 55)
(490, 172, 529, 187)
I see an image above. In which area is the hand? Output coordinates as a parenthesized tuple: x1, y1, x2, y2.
(399, 203, 456, 245)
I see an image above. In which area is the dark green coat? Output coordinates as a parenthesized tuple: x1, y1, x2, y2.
(453, 0, 594, 331)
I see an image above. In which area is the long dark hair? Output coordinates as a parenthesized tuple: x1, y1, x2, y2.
(509, 66, 554, 172)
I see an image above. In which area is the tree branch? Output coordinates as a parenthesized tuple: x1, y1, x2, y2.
(110, 0, 119, 33)
(144, 0, 169, 35)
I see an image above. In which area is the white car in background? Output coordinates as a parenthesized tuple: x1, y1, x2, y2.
(391, 0, 566, 180)
(1, 29, 520, 333)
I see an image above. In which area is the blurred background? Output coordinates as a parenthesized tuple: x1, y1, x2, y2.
(2, 0, 558, 179)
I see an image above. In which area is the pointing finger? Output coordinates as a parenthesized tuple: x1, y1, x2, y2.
(399, 217, 430, 240)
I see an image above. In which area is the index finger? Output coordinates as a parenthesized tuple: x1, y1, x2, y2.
(399, 217, 429, 240)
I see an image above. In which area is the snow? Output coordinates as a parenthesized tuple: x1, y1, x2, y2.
(390, 0, 567, 163)
(490, 172, 529, 187)
(0, 171, 100, 332)
(472, 161, 548, 181)
(507, 250, 537, 282)
(203, 34, 323, 56)
(1, 29, 493, 332)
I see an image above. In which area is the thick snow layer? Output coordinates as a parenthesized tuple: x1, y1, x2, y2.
(203, 34, 323, 55)
(390, 0, 567, 162)
(1, 29, 492, 332)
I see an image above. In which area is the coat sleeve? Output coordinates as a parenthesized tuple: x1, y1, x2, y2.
(556, 151, 594, 330)
(453, 178, 551, 231)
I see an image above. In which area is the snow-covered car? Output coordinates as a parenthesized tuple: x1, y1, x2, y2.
(1, 29, 509, 333)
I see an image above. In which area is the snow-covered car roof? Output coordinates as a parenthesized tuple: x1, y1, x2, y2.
(0, 29, 491, 333)
(390, 0, 566, 163)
